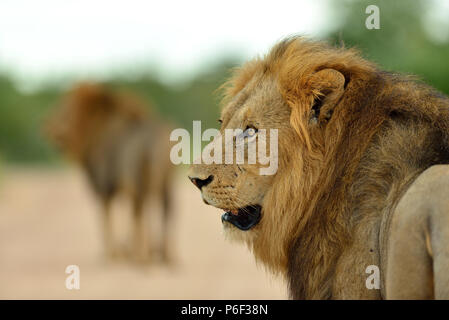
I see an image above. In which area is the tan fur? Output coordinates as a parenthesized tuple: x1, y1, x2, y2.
(385, 165, 449, 299)
(46, 83, 174, 263)
(189, 37, 449, 299)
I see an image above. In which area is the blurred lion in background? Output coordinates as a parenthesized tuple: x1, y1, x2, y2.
(46, 83, 174, 263)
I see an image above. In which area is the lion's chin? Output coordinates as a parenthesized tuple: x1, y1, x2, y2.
(222, 221, 257, 244)
(221, 205, 262, 231)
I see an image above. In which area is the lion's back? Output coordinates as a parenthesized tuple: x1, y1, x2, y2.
(83, 115, 173, 201)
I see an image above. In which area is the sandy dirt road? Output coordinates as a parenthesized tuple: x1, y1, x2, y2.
(0, 167, 286, 299)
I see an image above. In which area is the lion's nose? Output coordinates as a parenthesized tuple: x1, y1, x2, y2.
(189, 175, 214, 190)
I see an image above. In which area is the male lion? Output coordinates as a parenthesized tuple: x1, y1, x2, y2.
(47, 83, 174, 263)
(188, 37, 449, 299)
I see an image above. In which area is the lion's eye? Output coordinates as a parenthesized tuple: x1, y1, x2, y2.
(244, 126, 258, 137)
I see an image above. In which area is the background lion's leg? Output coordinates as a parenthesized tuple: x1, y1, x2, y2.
(160, 177, 173, 264)
(101, 197, 117, 259)
(132, 195, 150, 263)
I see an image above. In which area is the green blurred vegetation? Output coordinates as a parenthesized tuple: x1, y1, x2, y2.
(0, 76, 61, 162)
(0, 0, 447, 163)
(328, 0, 449, 94)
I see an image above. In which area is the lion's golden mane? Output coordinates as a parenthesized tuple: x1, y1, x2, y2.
(220, 37, 449, 299)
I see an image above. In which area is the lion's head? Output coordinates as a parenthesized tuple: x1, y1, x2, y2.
(188, 37, 379, 275)
(46, 82, 148, 160)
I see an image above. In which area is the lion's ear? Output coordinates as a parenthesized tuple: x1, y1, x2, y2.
(308, 69, 345, 125)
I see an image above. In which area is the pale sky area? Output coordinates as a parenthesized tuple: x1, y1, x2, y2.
(0, 0, 447, 91)
(0, 0, 333, 89)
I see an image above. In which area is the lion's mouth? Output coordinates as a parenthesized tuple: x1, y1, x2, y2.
(221, 205, 262, 231)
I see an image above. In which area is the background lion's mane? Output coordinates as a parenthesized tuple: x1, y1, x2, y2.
(46, 83, 150, 160)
